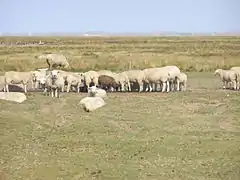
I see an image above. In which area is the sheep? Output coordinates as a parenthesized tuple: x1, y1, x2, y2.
(79, 96, 106, 112)
(43, 70, 65, 98)
(4, 71, 36, 93)
(124, 70, 145, 92)
(36, 53, 70, 70)
(214, 69, 240, 90)
(83, 70, 99, 89)
(98, 75, 120, 91)
(115, 72, 131, 92)
(87, 85, 107, 98)
(65, 73, 85, 93)
(143, 68, 170, 93)
(164, 65, 181, 92)
(179, 72, 188, 91)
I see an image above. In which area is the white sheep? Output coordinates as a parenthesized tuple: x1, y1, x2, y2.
(43, 70, 65, 98)
(65, 73, 85, 93)
(37, 53, 70, 69)
(124, 70, 145, 92)
(79, 96, 106, 112)
(143, 67, 169, 92)
(178, 72, 188, 91)
(87, 85, 107, 98)
(83, 70, 99, 89)
(214, 69, 240, 90)
(4, 71, 36, 93)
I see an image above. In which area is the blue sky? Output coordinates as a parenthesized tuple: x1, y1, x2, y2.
(0, 0, 239, 33)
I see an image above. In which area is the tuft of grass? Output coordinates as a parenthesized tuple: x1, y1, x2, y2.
(0, 36, 240, 72)
(0, 72, 240, 179)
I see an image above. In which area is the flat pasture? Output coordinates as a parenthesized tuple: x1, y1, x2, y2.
(1, 72, 240, 180)
(0, 36, 240, 72)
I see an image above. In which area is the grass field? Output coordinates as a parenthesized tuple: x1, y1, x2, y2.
(1, 72, 240, 180)
(0, 36, 240, 72)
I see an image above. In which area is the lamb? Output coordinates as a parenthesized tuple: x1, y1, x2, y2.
(124, 70, 145, 92)
(79, 96, 106, 112)
(179, 72, 188, 91)
(87, 85, 107, 98)
(4, 71, 36, 93)
(43, 70, 65, 98)
(37, 53, 70, 70)
(98, 75, 120, 91)
(214, 69, 240, 90)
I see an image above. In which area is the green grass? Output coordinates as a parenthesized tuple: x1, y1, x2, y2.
(0, 36, 240, 72)
(1, 72, 240, 180)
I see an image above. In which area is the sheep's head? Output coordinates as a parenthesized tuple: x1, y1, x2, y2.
(214, 69, 222, 76)
(37, 54, 47, 60)
(50, 70, 59, 79)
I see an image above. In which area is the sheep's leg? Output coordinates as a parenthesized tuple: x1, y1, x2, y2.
(6, 84, 9, 92)
(66, 84, 71, 93)
(149, 83, 153, 92)
(138, 82, 144, 92)
(166, 81, 170, 93)
(233, 81, 237, 90)
(51, 90, 54, 97)
(127, 82, 131, 92)
(24, 84, 27, 93)
(162, 82, 166, 92)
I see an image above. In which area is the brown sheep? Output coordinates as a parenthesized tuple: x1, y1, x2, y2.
(98, 75, 120, 91)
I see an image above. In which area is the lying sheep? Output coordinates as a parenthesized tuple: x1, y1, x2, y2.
(98, 75, 119, 91)
(43, 70, 65, 97)
(79, 96, 106, 112)
(4, 71, 36, 93)
(37, 53, 70, 70)
(179, 72, 187, 91)
(214, 69, 240, 90)
(87, 85, 107, 98)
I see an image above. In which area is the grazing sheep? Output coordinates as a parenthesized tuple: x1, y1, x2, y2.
(79, 96, 106, 112)
(43, 70, 65, 98)
(4, 71, 36, 93)
(214, 69, 240, 90)
(37, 53, 70, 69)
(124, 70, 145, 92)
(179, 72, 188, 91)
(98, 75, 119, 91)
(87, 85, 107, 98)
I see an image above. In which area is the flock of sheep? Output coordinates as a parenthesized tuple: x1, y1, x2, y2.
(1, 53, 240, 111)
